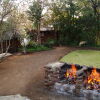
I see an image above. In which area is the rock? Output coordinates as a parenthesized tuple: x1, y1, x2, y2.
(0, 53, 12, 59)
(45, 62, 65, 71)
(0, 94, 30, 100)
(44, 62, 65, 87)
(79, 41, 87, 46)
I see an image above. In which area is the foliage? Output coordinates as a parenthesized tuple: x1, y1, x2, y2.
(27, 0, 44, 44)
(49, 0, 100, 46)
(19, 44, 51, 53)
(27, 0, 43, 28)
(0, 0, 17, 54)
(0, 0, 100, 54)
(28, 41, 37, 47)
(44, 39, 56, 47)
(19, 38, 52, 53)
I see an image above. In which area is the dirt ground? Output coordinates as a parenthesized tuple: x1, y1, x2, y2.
(0, 47, 98, 100)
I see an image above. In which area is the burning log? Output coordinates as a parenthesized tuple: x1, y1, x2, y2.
(76, 66, 88, 76)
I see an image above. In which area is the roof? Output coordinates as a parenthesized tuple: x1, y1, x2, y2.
(40, 27, 54, 31)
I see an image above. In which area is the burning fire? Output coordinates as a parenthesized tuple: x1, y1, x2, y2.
(65, 64, 77, 78)
(65, 65, 100, 89)
(86, 68, 100, 89)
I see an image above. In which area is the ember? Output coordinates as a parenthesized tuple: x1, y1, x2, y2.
(85, 68, 100, 90)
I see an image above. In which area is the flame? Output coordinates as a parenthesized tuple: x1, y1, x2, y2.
(87, 68, 100, 85)
(65, 64, 77, 78)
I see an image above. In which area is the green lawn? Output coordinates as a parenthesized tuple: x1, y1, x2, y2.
(60, 50, 100, 68)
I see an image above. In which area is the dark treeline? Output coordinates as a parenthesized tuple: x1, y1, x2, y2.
(48, 0, 100, 46)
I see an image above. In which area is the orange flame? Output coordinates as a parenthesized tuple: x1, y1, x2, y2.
(65, 64, 77, 78)
(87, 68, 100, 85)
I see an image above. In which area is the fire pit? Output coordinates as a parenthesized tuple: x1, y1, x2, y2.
(44, 62, 100, 100)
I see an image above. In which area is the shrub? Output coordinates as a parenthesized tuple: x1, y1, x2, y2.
(44, 39, 56, 47)
(28, 41, 37, 47)
(19, 41, 52, 53)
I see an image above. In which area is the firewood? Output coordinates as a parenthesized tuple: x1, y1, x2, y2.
(76, 67, 88, 76)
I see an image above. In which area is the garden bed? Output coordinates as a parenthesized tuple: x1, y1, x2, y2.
(19, 45, 52, 53)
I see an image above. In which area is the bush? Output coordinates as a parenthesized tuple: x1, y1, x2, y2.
(44, 39, 56, 47)
(19, 42, 52, 53)
(27, 44, 51, 52)
(28, 41, 37, 47)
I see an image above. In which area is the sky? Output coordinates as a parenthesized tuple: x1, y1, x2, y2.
(14, 0, 33, 11)
(14, 0, 49, 14)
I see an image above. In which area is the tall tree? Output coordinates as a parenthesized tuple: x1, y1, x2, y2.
(89, 0, 100, 44)
(49, 0, 99, 45)
(0, 0, 15, 54)
(27, 0, 43, 44)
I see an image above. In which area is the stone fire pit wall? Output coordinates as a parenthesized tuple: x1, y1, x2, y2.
(44, 62, 100, 87)
(44, 62, 65, 87)
(44, 62, 100, 100)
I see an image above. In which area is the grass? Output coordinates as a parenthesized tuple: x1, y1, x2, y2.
(60, 50, 100, 68)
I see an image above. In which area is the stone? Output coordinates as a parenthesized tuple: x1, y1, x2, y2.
(0, 94, 30, 100)
(45, 62, 65, 71)
(0, 53, 12, 59)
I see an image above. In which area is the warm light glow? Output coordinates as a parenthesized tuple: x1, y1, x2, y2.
(87, 68, 100, 85)
(65, 64, 77, 78)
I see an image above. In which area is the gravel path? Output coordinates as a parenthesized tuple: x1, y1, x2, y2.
(0, 47, 76, 100)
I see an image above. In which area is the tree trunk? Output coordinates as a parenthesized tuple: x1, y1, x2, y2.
(0, 33, 4, 53)
(23, 40, 26, 54)
(37, 22, 41, 44)
(23, 46, 26, 54)
(0, 41, 4, 53)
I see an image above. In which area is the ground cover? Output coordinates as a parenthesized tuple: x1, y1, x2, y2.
(19, 45, 51, 53)
(60, 50, 100, 68)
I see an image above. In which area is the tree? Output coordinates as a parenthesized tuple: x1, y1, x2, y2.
(49, 0, 81, 45)
(48, 0, 100, 46)
(89, 0, 100, 44)
(0, 0, 14, 25)
(27, 0, 44, 44)
(0, 0, 15, 55)
(8, 8, 33, 54)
